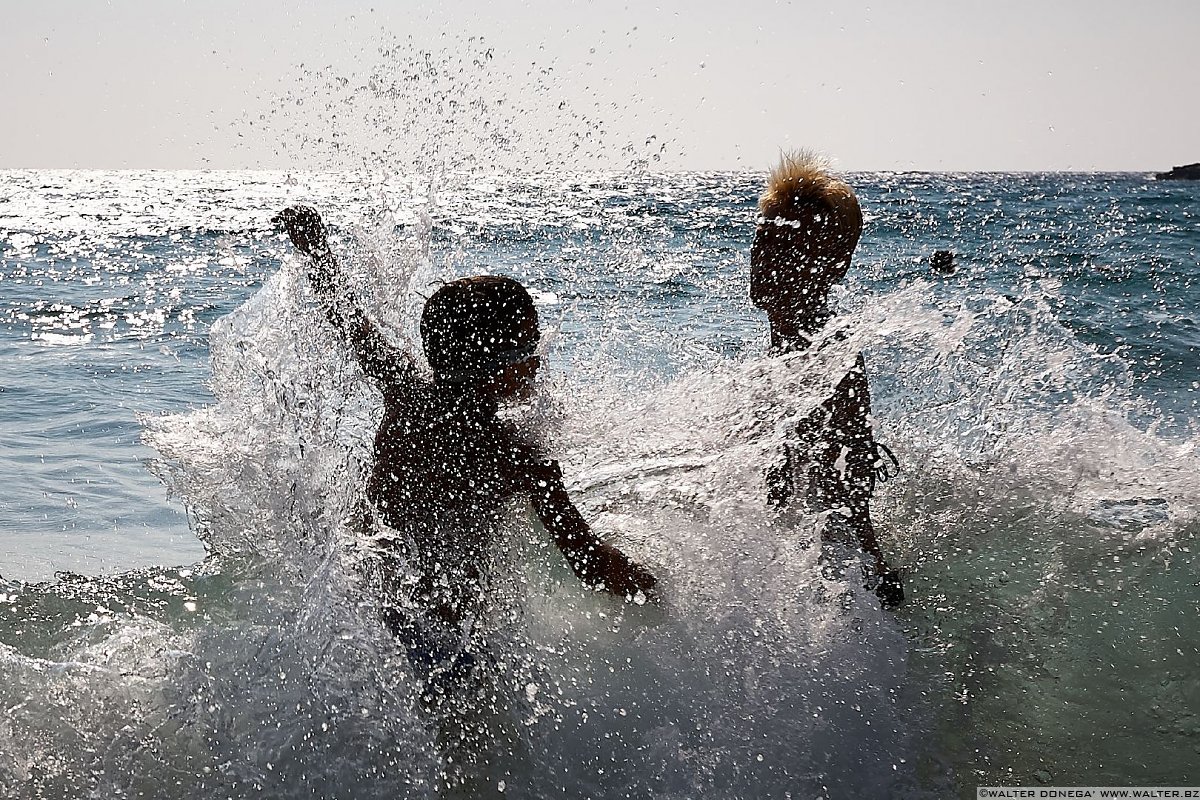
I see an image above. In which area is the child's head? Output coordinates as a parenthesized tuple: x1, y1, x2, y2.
(750, 151, 862, 324)
(420, 275, 542, 399)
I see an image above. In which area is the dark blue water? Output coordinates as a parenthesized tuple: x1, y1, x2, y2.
(0, 169, 1197, 797)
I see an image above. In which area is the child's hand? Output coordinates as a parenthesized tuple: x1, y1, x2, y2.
(587, 540, 658, 604)
(273, 205, 331, 258)
(872, 563, 904, 609)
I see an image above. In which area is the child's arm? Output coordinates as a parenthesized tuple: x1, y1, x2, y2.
(528, 460, 658, 602)
(829, 358, 882, 557)
(273, 205, 416, 389)
(827, 356, 904, 607)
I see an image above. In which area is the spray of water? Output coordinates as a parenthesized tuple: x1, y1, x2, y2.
(2, 38, 1197, 798)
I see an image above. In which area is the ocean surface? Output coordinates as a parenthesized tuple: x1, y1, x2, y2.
(0, 168, 1197, 798)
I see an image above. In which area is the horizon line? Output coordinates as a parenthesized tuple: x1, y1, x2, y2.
(0, 165, 1179, 176)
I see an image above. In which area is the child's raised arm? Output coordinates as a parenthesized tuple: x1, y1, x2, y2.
(528, 460, 658, 603)
(273, 205, 416, 391)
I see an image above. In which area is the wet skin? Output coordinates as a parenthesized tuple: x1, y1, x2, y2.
(751, 217, 903, 608)
(274, 206, 657, 631)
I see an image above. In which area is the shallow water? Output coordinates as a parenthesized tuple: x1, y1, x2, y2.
(1, 168, 1198, 797)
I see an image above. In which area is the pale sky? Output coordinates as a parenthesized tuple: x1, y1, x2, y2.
(4, 0, 1198, 171)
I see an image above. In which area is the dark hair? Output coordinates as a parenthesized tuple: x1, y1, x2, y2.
(420, 275, 540, 383)
(930, 250, 955, 273)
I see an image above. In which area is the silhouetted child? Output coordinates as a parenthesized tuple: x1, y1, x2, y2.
(749, 153, 903, 608)
(274, 206, 657, 689)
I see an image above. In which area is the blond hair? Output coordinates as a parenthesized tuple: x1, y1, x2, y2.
(749, 151, 863, 313)
(758, 151, 862, 242)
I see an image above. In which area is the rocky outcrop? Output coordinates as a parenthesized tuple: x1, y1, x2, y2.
(1155, 163, 1200, 180)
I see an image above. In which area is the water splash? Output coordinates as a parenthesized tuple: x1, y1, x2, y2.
(3, 166, 1198, 794)
(261, 35, 673, 176)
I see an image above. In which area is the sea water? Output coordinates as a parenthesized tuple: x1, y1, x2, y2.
(0, 168, 1197, 798)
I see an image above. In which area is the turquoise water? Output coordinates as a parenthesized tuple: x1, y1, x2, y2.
(0, 169, 1197, 797)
